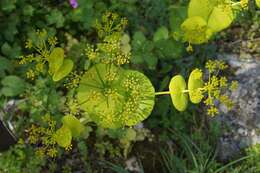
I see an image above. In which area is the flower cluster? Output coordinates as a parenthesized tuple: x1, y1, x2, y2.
(19, 29, 58, 80)
(203, 60, 237, 116)
(156, 60, 238, 117)
(85, 13, 131, 66)
(27, 114, 58, 158)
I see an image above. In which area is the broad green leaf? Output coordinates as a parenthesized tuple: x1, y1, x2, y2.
(153, 26, 169, 42)
(62, 115, 85, 138)
(48, 47, 64, 75)
(169, 75, 188, 111)
(46, 9, 65, 28)
(132, 31, 147, 48)
(188, 0, 214, 20)
(208, 5, 233, 32)
(0, 57, 12, 73)
(1, 76, 25, 97)
(155, 39, 184, 59)
(1, 43, 12, 57)
(0, 0, 16, 12)
(54, 125, 72, 148)
(52, 59, 74, 81)
(181, 16, 212, 44)
(188, 69, 204, 103)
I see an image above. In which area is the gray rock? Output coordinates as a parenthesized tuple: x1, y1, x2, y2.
(215, 54, 260, 161)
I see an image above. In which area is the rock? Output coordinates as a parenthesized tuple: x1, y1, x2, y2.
(215, 54, 260, 162)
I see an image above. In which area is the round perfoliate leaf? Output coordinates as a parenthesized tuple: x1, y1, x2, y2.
(119, 70, 155, 126)
(188, 69, 204, 104)
(48, 47, 64, 74)
(188, 0, 214, 20)
(169, 75, 188, 111)
(207, 5, 233, 33)
(53, 59, 74, 81)
(62, 115, 85, 138)
(77, 63, 125, 128)
(54, 125, 72, 148)
(181, 16, 212, 44)
(77, 64, 155, 128)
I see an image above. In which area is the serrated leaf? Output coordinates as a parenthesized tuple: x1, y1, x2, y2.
(55, 125, 72, 148)
(62, 115, 85, 138)
(1, 75, 25, 97)
(46, 9, 65, 28)
(153, 26, 169, 42)
(208, 5, 233, 32)
(48, 47, 64, 74)
(52, 59, 74, 82)
(169, 75, 188, 111)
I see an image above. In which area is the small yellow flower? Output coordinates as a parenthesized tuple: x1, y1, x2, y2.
(207, 106, 219, 116)
(219, 77, 228, 87)
(26, 69, 35, 80)
(230, 81, 238, 90)
(25, 39, 33, 49)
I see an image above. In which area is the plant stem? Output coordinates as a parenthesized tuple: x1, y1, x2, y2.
(155, 91, 171, 95)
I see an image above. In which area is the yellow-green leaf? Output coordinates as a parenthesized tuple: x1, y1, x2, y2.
(48, 47, 64, 74)
(181, 16, 212, 44)
(54, 125, 72, 148)
(188, 69, 204, 104)
(207, 5, 233, 33)
(256, 0, 260, 8)
(169, 75, 188, 111)
(188, 0, 214, 20)
(62, 115, 85, 138)
(52, 59, 74, 81)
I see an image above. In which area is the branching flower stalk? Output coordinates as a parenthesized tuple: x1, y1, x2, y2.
(154, 60, 238, 116)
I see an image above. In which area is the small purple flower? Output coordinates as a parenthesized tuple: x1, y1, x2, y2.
(69, 0, 78, 8)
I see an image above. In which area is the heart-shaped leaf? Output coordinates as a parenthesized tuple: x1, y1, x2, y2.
(54, 125, 72, 148)
(52, 59, 74, 81)
(48, 47, 64, 75)
(62, 115, 85, 138)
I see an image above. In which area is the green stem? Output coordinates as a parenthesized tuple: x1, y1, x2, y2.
(231, 1, 241, 7)
(155, 91, 171, 95)
(182, 90, 189, 93)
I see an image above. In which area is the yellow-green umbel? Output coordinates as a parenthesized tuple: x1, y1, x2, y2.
(188, 68, 204, 104)
(169, 75, 188, 111)
(77, 63, 155, 128)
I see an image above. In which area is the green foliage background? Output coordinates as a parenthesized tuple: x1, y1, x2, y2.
(0, 0, 259, 172)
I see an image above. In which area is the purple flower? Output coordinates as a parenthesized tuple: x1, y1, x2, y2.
(69, 0, 78, 8)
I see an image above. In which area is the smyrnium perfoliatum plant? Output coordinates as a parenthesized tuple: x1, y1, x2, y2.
(20, 12, 238, 151)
